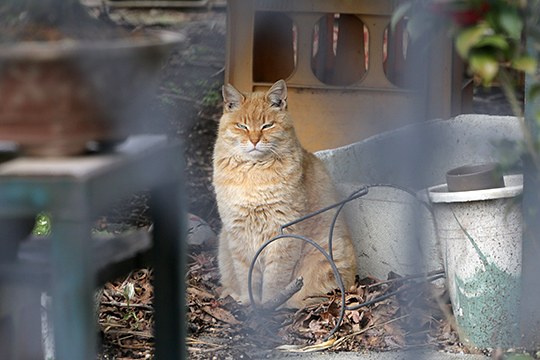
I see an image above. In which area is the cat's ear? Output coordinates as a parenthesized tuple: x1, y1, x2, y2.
(266, 79, 287, 111)
(222, 84, 245, 112)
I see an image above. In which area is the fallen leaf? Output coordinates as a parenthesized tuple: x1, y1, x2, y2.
(188, 286, 216, 300)
(201, 305, 241, 325)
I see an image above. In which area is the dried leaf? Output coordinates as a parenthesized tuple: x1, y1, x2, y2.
(201, 305, 241, 325)
(351, 310, 362, 324)
(188, 286, 216, 300)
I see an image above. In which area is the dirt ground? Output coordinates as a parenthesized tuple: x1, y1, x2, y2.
(91, 5, 523, 360)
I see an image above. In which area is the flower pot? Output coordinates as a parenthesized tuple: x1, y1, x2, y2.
(428, 174, 523, 348)
(0, 30, 184, 156)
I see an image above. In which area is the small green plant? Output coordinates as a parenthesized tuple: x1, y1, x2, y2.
(122, 282, 142, 329)
(202, 85, 221, 108)
(33, 212, 52, 236)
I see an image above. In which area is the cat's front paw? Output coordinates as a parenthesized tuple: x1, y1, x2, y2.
(221, 289, 258, 306)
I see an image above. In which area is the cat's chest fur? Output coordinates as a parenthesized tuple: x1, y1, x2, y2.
(213, 157, 307, 242)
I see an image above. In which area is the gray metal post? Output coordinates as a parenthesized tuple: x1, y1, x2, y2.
(520, 1, 540, 347)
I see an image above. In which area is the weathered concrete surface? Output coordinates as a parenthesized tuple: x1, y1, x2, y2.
(316, 115, 522, 191)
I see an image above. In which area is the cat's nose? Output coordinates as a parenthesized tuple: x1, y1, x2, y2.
(249, 136, 260, 146)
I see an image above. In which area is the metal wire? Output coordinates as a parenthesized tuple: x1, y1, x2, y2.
(327, 187, 369, 261)
(247, 184, 443, 341)
(247, 233, 347, 340)
(279, 186, 369, 235)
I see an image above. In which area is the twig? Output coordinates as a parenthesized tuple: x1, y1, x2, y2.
(260, 277, 304, 311)
(186, 337, 223, 346)
(187, 338, 229, 353)
(101, 322, 126, 330)
(367, 269, 445, 289)
(188, 345, 229, 353)
(115, 341, 153, 351)
(185, 59, 224, 69)
(106, 329, 154, 339)
(278, 314, 411, 353)
(101, 300, 154, 311)
(211, 66, 225, 77)
(159, 92, 203, 106)
(102, 288, 116, 302)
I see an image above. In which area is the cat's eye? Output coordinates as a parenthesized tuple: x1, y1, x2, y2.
(236, 123, 248, 130)
(261, 122, 274, 130)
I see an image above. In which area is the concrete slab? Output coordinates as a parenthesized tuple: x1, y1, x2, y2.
(316, 114, 522, 191)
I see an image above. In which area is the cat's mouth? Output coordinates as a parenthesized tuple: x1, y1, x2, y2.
(247, 149, 265, 157)
(245, 148, 268, 158)
(243, 143, 270, 157)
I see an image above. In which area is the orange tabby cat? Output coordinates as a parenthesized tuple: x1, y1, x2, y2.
(212, 80, 357, 309)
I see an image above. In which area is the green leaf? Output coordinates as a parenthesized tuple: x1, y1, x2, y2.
(469, 51, 499, 84)
(513, 55, 538, 74)
(499, 10, 523, 39)
(475, 34, 509, 51)
(455, 24, 489, 58)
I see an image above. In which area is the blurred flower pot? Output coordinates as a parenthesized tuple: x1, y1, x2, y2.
(0, 30, 184, 156)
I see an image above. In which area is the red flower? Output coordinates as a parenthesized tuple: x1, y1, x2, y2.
(452, 2, 491, 26)
(429, 1, 491, 26)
